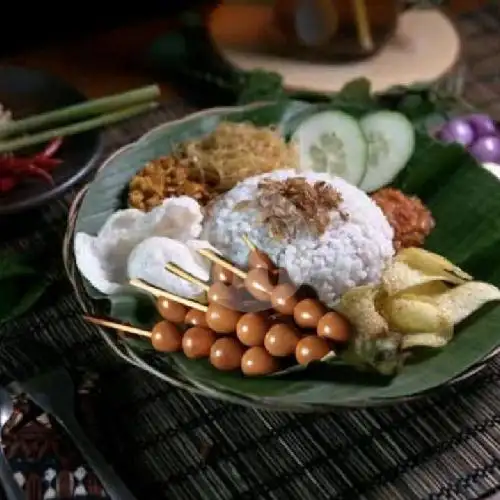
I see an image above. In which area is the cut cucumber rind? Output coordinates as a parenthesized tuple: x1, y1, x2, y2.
(359, 111, 416, 193)
(292, 110, 368, 187)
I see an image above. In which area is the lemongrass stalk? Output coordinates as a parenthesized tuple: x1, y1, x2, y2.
(352, 0, 374, 52)
(0, 102, 158, 154)
(0, 85, 160, 139)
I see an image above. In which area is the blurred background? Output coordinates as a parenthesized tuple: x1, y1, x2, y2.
(0, 1, 211, 55)
(0, 0, 483, 56)
(0, 2, 498, 500)
(0, 0, 486, 101)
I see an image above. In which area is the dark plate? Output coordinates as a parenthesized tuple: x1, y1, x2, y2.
(0, 66, 103, 215)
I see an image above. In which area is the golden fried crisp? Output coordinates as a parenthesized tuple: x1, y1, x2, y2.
(128, 155, 216, 211)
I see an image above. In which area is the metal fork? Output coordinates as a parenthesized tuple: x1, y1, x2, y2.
(0, 387, 25, 500)
(10, 368, 137, 500)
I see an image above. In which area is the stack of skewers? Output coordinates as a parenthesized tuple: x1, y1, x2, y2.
(86, 236, 352, 377)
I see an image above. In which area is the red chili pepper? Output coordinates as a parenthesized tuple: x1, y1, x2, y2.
(0, 157, 54, 185)
(40, 137, 63, 158)
(0, 157, 32, 170)
(0, 138, 63, 192)
(23, 164, 54, 185)
(33, 157, 62, 169)
(0, 156, 56, 171)
(0, 176, 18, 192)
(0, 158, 17, 173)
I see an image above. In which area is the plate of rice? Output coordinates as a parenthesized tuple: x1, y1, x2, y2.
(63, 88, 500, 410)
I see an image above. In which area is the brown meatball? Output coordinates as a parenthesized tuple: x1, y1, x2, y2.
(371, 188, 435, 250)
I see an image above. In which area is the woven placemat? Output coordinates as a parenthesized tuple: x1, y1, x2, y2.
(3, 5, 500, 500)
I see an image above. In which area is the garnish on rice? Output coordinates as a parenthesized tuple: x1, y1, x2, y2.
(236, 177, 347, 239)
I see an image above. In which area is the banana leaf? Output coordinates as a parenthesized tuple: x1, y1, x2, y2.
(73, 98, 500, 406)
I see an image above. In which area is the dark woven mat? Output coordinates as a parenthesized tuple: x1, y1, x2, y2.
(3, 5, 500, 500)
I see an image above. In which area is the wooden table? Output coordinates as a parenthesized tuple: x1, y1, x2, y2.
(0, 1, 486, 100)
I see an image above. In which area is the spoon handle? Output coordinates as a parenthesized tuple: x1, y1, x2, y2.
(11, 370, 137, 500)
(56, 412, 137, 500)
(0, 448, 24, 500)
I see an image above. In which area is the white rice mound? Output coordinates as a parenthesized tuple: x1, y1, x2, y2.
(202, 170, 395, 307)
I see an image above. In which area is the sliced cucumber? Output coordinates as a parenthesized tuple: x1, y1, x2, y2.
(359, 111, 415, 193)
(292, 110, 368, 186)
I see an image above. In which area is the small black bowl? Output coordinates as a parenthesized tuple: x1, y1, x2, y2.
(0, 65, 103, 215)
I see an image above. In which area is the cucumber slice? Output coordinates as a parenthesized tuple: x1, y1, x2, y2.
(293, 110, 368, 186)
(359, 111, 416, 193)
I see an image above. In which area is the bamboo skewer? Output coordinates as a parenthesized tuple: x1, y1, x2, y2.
(242, 234, 257, 251)
(166, 262, 241, 311)
(165, 262, 210, 291)
(352, 0, 374, 52)
(84, 316, 152, 338)
(129, 278, 208, 312)
(197, 249, 247, 279)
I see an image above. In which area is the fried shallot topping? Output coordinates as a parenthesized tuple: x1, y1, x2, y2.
(240, 177, 346, 239)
